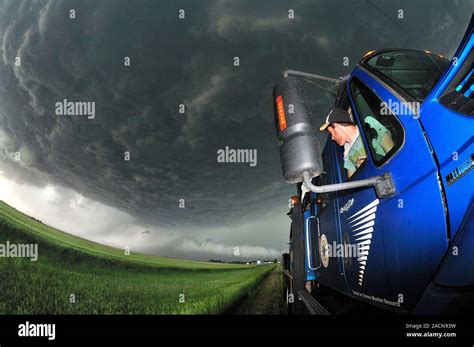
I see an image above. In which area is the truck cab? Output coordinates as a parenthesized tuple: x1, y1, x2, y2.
(278, 15, 473, 314)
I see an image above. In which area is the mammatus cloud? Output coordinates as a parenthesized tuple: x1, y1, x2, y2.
(0, 0, 293, 228)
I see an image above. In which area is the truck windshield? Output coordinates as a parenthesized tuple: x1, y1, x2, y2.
(363, 50, 450, 102)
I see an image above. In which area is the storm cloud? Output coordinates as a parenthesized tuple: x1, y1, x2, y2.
(0, 0, 472, 259)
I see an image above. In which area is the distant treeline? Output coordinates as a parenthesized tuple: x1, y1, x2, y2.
(209, 259, 278, 264)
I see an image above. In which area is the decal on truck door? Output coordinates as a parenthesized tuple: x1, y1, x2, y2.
(346, 198, 380, 286)
(319, 234, 330, 268)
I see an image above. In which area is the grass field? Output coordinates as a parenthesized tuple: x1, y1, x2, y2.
(0, 201, 275, 314)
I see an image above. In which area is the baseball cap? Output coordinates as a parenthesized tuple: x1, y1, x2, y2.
(319, 107, 354, 131)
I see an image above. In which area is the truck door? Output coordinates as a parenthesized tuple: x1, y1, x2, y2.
(335, 70, 448, 311)
(418, 15, 474, 238)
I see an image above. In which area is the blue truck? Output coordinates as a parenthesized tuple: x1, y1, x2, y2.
(275, 15, 473, 314)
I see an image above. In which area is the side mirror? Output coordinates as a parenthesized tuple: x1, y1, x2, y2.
(273, 76, 324, 184)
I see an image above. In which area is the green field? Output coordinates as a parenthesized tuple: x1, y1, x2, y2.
(0, 201, 275, 314)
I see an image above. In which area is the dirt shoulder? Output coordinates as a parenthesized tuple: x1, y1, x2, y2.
(232, 265, 285, 315)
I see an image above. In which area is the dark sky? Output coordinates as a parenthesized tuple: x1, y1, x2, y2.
(0, 0, 472, 260)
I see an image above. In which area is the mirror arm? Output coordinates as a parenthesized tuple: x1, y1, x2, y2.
(302, 171, 396, 199)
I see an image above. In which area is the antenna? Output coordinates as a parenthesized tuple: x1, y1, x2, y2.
(302, 78, 338, 98)
(283, 69, 340, 98)
(367, 0, 444, 74)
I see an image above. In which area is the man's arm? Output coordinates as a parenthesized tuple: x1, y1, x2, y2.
(344, 155, 358, 179)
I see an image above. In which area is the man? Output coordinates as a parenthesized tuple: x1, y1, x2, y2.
(320, 107, 394, 178)
(319, 107, 366, 178)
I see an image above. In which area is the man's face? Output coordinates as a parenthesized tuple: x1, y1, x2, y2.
(327, 123, 346, 147)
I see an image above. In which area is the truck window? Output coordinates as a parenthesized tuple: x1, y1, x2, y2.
(331, 105, 369, 180)
(349, 77, 404, 167)
(362, 50, 450, 102)
(438, 47, 474, 115)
